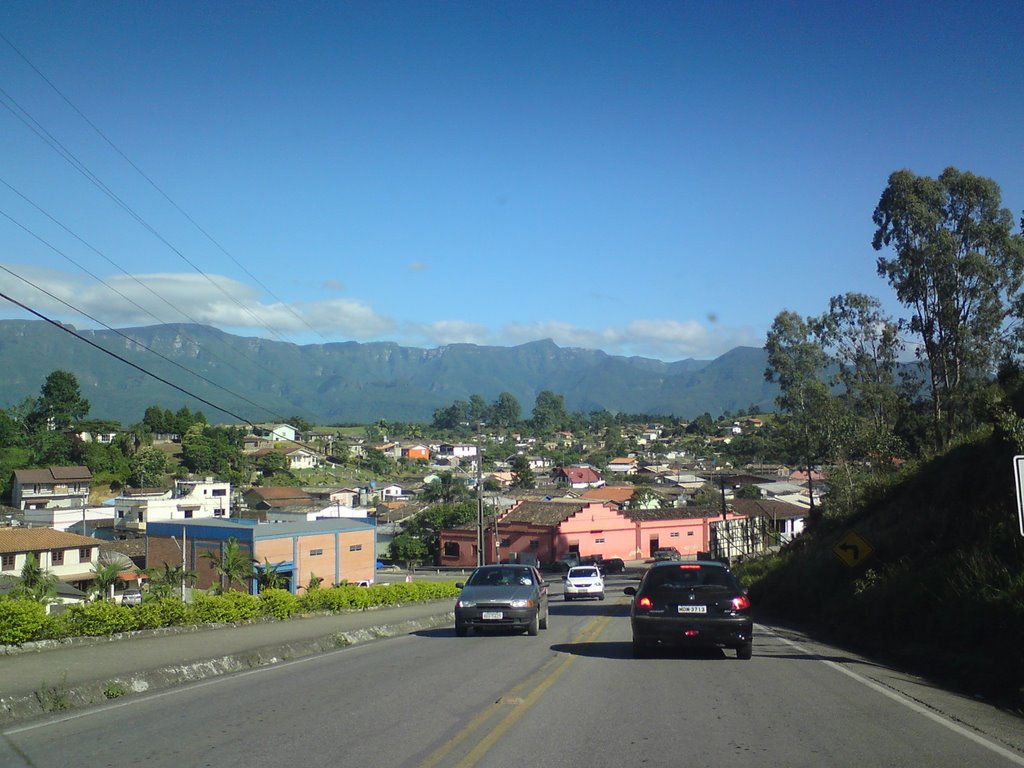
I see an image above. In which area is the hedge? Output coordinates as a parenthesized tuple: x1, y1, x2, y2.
(0, 580, 461, 645)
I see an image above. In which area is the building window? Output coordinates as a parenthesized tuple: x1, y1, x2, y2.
(309, 548, 323, 556)
(213, 488, 227, 497)
(52, 549, 65, 565)
(80, 547, 91, 560)
(1, 553, 14, 570)
(349, 544, 363, 552)
(529, 540, 539, 549)
(443, 542, 460, 558)
(184, 510, 193, 519)
(595, 538, 605, 544)
(687, 531, 694, 536)
(670, 532, 680, 538)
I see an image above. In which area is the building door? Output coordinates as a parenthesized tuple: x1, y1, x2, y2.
(649, 537, 659, 556)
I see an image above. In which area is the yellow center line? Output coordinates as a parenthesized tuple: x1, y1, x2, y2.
(418, 613, 612, 768)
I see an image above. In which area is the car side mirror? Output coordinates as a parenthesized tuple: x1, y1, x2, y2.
(623, 586, 637, 596)
(455, 582, 465, 589)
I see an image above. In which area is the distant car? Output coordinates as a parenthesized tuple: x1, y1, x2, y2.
(624, 560, 753, 659)
(563, 565, 604, 601)
(120, 588, 143, 606)
(599, 557, 626, 574)
(652, 547, 682, 561)
(454, 564, 549, 637)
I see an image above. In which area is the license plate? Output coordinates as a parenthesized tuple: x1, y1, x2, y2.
(481, 611, 503, 620)
(678, 605, 706, 614)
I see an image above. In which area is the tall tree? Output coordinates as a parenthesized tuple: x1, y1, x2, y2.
(28, 370, 90, 431)
(530, 390, 567, 434)
(812, 292, 905, 458)
(7, 552, 58, 604)
(872, 167, 1024, 448)
(509, 454, 536, 489)
(491, 392, 521, 429)
(765, 311, 832, 521)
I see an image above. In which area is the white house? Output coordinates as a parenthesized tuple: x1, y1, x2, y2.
(115, 478, 231, 532)
(255, 423, 298, 443)
(0, 528, 100, 608)
(284, 446, 323, 470)
(21, 505, 114, 534)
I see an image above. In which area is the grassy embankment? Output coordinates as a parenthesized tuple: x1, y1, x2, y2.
(735, 430, 1024, 710)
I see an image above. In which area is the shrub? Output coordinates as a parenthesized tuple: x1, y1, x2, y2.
(258, 588, 299, 620)
(189, 592, 261, 624)
(62, 601, 137, 636)
(134, 597, 191, 629)
(0, 598, 48, 645)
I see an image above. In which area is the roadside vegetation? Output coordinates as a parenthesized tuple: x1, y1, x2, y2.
(0, 580, 461, 646)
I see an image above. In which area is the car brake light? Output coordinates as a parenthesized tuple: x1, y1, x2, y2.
(732, 595, 751, 611)
(679, 564, 701, 569)
(637, 596, 653, 610)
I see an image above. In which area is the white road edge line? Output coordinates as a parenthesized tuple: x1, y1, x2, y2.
(759, 625, 1024, 766)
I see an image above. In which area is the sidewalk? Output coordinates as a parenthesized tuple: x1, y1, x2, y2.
(0, 600, 455, 726)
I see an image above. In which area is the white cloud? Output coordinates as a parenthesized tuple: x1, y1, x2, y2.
(0, 263, 760, 359)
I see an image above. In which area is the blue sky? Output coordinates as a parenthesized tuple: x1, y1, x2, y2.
(1, 1, 1022, 361)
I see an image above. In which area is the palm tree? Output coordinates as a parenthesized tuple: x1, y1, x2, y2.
(145, 562, 196, 599)
(201, 537, 254, 594)
(10, 552, 59, 604)
(255, 558, 286, 591)
(90, 562, 124, 601)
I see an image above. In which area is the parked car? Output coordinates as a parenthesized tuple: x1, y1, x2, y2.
(454, 564, 549, 637)
(624, 560, 753, 659)
(599, 557, 626, 574)
(652, 547, 682, 561)
(563, 565, 605, 600)
(120, 588, 143, 606)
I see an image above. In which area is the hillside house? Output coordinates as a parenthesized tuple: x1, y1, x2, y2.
(11, 466, 92, 510)
(553, 465, 604, 490)
(114, 478, 231, 533)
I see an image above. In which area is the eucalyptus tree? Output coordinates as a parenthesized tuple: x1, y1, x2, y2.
(765, 311, 832, 521)
(872, 167, 1024, 449)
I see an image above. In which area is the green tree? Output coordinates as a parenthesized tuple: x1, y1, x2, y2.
(256, 450, 290, 477)
(397, 502, 477, 563)
(145, 562, 195, 599)
(389, 532, 429, 565)
(128, 446, 169, 487)
(28, 370, 90, 431)
(201, 537, 254, 594)
(491, 392, 521, 429)
(530, 390, 567, 434)
(7, 552, 58, 604)
(255, 559, 287, 591)
(422, 472, 468, 504)
(89, 562, 124, 601)
(765, 311, 832, 522)
(872, 167, 1024, 449)
(468, 394, 490, 426)
(509, 454, 536, 489)
(627, 486, 663, 509)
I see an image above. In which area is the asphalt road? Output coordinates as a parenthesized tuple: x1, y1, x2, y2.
(3, 575, 1022, 768)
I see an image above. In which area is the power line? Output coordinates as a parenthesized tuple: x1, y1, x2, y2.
(0, 180, 295, 385)
(0, 30, 328, 342)
(0, 257, 285, 423)
(0, 85, 293, 343)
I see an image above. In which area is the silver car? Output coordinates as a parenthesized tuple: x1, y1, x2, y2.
(454, 565, 549, 636)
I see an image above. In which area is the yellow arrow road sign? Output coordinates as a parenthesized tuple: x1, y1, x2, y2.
(833, 531, 872, 567)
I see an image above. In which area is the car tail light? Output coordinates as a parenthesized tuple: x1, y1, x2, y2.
(679, 564, 701, 570)
(636, 596, 653, 610)
(731, 595, 751, 612)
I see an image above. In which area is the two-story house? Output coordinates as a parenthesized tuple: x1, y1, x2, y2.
(11, 466, 92, 510)
(115, 478, 231, 533)
(0, 528, 101, 604)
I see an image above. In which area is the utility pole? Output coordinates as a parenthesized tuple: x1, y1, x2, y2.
(476, 441, 484, 565)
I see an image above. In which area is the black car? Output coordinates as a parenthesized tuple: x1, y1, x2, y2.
(624, 560, 752, 659)
(454, 564, 550, 636)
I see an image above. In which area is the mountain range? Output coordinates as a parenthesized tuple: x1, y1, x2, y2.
(0, 320, 779, 425)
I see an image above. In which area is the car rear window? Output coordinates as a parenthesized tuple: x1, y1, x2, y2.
(569, 567, 599, 578)
(643, 565, 736, 591)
